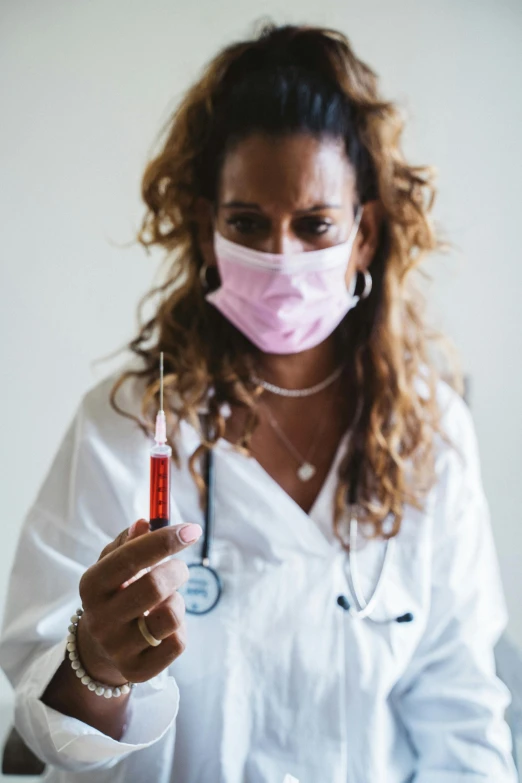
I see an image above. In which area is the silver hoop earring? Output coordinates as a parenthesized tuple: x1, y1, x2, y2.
(359, 270, 373, 300)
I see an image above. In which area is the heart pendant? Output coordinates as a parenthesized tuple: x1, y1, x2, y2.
(297, 462, 316, 482)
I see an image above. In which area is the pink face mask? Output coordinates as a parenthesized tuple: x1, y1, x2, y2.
(205, 207, 363, 354)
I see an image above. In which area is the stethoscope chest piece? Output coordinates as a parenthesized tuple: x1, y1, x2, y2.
(178, 562, 222, 615)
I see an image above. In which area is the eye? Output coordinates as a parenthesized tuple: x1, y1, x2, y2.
(297, 218, 333, 235)
(225, 215, 266, 234)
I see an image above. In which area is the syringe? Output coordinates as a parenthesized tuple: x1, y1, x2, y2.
(149, 352, 172, 531)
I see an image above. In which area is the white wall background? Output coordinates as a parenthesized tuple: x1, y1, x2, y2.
(1, 0, 521, 738)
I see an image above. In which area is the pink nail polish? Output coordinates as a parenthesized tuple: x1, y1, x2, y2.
(178, 524, 203, 543)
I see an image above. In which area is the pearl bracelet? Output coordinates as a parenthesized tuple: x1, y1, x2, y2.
(67, 607, 136, 699)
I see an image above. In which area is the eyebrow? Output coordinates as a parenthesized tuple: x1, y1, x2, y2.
(220, 200, 343, 213)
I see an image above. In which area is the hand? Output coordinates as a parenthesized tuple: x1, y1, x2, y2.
(77, 519, 202, 686)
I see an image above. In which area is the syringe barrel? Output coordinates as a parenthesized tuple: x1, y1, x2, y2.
(150, 443, 172, 531)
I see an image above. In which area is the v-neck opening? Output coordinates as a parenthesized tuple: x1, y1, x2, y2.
(177, 415, 351, 549)
(215, 428, 351, 531)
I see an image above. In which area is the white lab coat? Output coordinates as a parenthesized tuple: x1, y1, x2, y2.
(0, 359, 517, 783)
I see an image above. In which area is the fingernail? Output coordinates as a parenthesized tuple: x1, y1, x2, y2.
(178, 523, 203, 543)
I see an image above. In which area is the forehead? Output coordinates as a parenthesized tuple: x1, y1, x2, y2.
(217, 132, 356, 210)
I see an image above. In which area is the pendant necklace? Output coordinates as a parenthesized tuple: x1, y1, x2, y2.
(260, 373, 342, 482)
(261, 404, 326, 481)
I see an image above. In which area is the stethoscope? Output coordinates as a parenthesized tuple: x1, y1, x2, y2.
(177, 443, 223, 615)
(336, 523, 413, 623)
(336, 452, 413, 624)
(178, 442, 414, 623)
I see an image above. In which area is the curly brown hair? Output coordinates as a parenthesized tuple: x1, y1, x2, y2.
(109, 21, 459, 548)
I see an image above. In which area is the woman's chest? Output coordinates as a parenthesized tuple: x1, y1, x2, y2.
(222, 399, 350, 514)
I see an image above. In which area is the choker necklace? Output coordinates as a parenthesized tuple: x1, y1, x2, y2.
(252, 363, 344, 398)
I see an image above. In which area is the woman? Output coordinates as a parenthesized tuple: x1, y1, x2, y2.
(0, 22, 516, 783)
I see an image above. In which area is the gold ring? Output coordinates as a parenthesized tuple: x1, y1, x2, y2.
(137, 615, 162, 647)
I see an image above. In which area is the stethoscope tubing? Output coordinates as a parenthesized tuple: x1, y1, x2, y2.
(201, 441, 215, 565)
(345, 516, 395, 619)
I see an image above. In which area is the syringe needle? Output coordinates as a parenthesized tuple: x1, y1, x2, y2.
(160, 351, 164, 412)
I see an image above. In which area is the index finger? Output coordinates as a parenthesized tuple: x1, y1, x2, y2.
(86, 523, 202, 599)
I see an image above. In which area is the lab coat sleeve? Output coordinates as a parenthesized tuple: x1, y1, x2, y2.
(391, 392, 517, 783)
(0, 397, 180, 771)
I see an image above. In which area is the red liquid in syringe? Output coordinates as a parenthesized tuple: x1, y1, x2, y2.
(150, 453, 170, 530)
(150, 353, 172, 531)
